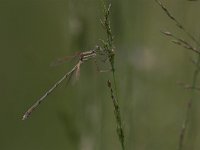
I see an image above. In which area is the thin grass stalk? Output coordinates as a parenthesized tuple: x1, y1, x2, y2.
(101, 4, 117, 93)
(101, 3, 125, 150)
(155, 1, 200, 150)
(178, 55, 200, 150)
(155, 0, 200, 46)
(161, 31, 200, 54)
(177, 81, 200, 91)
(107, 80, 125, 150)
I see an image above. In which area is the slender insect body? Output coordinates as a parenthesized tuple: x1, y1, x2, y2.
(80, 50, 96, 61)
(22, 48, 100, 120)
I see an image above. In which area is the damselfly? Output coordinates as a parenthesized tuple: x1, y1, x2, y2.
(22, 47, 99, 120)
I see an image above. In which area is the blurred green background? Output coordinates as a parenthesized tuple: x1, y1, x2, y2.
(1, 0, 200, 150)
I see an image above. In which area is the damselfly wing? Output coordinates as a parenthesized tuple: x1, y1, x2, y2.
(50, 51, 81, 67)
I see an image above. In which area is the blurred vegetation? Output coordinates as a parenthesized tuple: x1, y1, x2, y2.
(1, 0, 200, 150)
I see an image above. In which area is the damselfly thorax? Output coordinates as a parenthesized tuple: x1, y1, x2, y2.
(50, 50, 96, 66)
